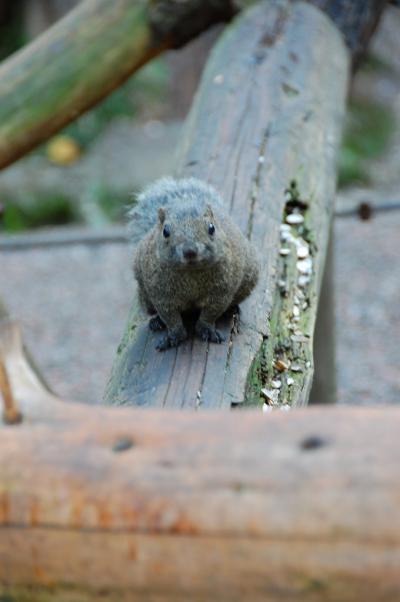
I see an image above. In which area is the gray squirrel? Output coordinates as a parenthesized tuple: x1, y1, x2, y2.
(129, 177, 259, 351)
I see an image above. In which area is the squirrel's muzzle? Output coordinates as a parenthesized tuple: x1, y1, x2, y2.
(175, 241, 212, 268)
(182, 243, 198, 262)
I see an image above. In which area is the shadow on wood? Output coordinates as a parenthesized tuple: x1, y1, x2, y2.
(309, 231, 337, 404)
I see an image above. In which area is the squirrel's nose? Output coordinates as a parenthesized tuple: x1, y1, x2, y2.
(183, 244, 198, 261)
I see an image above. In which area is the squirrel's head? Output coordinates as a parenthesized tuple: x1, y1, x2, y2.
(155, 203, 226, 268)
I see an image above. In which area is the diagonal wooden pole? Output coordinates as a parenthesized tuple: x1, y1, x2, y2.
(0, 0, 235, 170)
(0, 354, 22, 425)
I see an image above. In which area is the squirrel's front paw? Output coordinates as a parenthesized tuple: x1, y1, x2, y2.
(156, 328, 187, 351)
(195, 322, 225, 344)
(149, 315, 166, 332)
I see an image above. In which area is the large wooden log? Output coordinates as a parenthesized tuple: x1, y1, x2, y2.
(105, 0, 348, 408)
(1, 378, 400, 600)
(0, 0, 235, 169)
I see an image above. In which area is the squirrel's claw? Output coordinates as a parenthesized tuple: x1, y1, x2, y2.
(196, 323, 225, 344)
(156, 335, 177, 351)
(149, 315, 166, 332)
(156, 329, 187, 351)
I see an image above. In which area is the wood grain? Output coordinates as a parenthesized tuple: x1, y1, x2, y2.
(1, 397, 400, 600)
(105, 1, 349, 408)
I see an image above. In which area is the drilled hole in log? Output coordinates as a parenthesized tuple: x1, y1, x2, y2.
(112, 437, 135, 453)
(300, 435, 327, 451)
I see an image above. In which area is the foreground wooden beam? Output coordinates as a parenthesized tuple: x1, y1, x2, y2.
(2, 298, 400, 601)
(105, 1, 349, 408)
(0, 0, 235, 169)
(1, 400, 400, 599)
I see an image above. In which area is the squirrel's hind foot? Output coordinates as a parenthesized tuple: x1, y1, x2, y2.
(195, 322, 225, 344)
(156, 327, 187, 351)
(149, 315, 166, 332)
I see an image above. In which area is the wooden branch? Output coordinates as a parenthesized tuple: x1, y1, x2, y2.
(0, 309, 54, 411)
(0, 0, 235, 170)
(105, 0, 349, 408)
(309, 0, 389, 65)
(0, 356, 22, 424)
(1, 386, 400, 600)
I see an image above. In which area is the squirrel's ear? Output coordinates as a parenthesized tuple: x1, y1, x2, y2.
(158, 207, 166, 224)
(204, 204, 214, 220)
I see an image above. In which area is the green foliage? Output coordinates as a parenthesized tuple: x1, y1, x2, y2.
(338, 98, 394, 187)
(96, 186, 130, 222)
(0, 185, 133, 233)
(362, 52, 395, 77)
(0, 5, 27, 61)
(1, 193, 80, 233)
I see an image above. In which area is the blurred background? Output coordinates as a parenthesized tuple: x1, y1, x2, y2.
(0, 0, 399, 404)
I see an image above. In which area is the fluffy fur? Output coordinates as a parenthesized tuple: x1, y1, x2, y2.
(129, 177, 259, 351)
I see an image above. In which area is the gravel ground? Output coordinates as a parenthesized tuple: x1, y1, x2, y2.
(335, 210, 400, 405)
(0, 241, 132, 403)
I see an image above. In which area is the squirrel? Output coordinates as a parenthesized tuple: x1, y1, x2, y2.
(129, 177, 260, 351)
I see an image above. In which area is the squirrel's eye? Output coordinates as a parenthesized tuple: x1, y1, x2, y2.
(208, 223, 215, 236)
(163, 224, 171, 238)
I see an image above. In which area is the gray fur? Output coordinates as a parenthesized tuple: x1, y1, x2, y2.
(129, 177, 260, 351)
(128, 177, 223, 245)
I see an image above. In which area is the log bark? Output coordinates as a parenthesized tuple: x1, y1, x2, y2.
(309, 0, 389, 65)
(105, 0, 348, 408)
(0, 0, 235, 170)
(1, 382, 400, 600)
